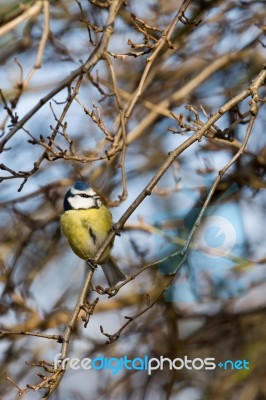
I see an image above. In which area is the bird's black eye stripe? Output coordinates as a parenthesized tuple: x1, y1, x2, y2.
(79, 194, 92, 198)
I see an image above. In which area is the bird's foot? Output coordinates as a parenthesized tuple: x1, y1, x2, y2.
(86, 258, 97, 271)
(112, 224, 121, 236)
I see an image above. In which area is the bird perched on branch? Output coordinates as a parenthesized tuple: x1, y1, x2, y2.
(60, 181, 126, 287)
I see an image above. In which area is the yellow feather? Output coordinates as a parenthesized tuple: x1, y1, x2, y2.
(60, 205, 113, 261)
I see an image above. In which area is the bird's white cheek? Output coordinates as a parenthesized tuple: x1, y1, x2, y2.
(68, 196, 95, 209)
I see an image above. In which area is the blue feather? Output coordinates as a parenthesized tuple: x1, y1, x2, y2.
(74, 181, 89, 191)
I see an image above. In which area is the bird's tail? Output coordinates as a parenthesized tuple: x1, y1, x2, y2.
(101, 257, 126, 287)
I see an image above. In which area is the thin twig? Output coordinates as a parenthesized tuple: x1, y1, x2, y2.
(182, 115, 257, 255)
(23, 0, 50, 88)
(104, 54, 128, 203)
(0, 2, 42, 37)
(0, 330, 63, 341)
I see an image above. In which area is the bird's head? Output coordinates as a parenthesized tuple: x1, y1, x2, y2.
(63, 181, 102, 211)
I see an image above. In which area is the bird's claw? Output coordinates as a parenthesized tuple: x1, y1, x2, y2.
(86, 258, 97, 271)
(112, 224, 121, 236)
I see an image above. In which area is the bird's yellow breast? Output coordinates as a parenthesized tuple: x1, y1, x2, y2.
(60, 206, 113, 261)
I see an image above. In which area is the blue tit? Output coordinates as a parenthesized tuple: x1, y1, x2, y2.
(60, 181, 126, 287)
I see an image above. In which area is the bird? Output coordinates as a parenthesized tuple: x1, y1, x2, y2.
(60, 181, 126, 287)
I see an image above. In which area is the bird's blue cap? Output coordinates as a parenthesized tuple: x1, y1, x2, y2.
(74, 181, 89, 191)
